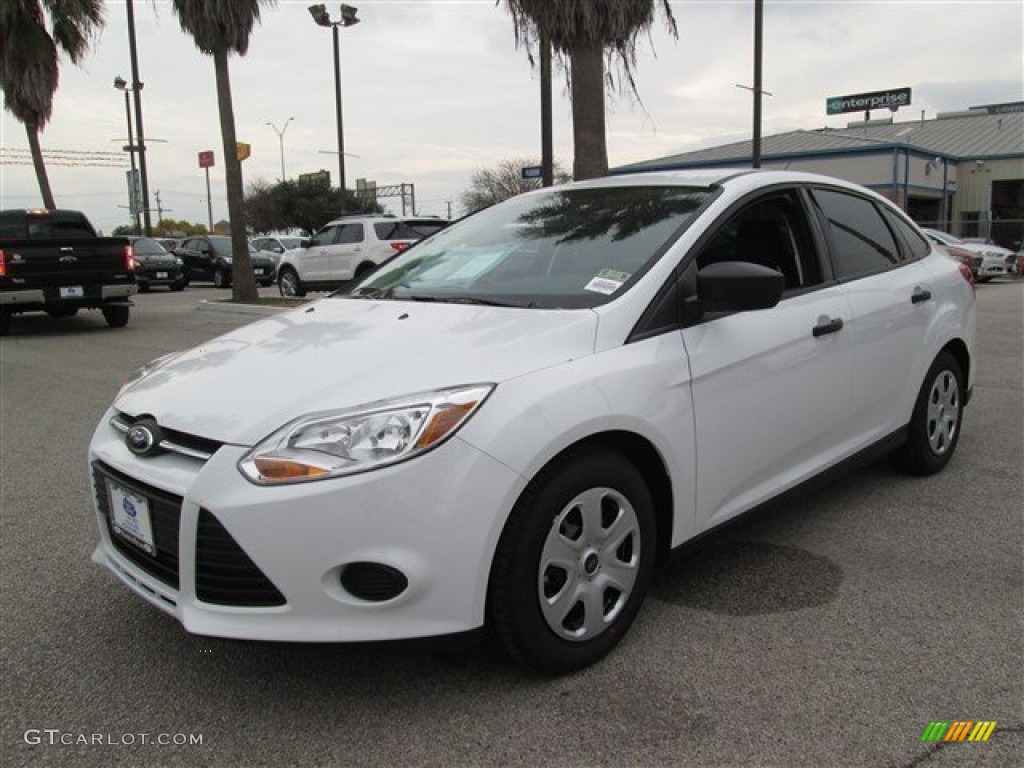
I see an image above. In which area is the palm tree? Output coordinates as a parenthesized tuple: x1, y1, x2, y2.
(0, 1, 104, 209)
(504, 0, 677, 181)
(170, 0, 275, 302)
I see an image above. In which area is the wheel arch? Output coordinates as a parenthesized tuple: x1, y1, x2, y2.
(941, 338, 971, 401)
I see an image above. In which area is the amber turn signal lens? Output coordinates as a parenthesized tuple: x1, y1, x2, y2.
(253, 457, 328, 480)
(415, 401, 477, 449)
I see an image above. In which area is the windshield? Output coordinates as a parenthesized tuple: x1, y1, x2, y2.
(131, 237, 167, 255)
(348, 185, 710, 308)
(279, 237, 303, 249)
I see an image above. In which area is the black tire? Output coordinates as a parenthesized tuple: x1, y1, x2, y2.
(489, 446, 656, 675)
(170, 280, 186, 292)
(0, 311, 10, 336)
(278, 268, 306, 297)
(45, 306, 79, 318)
(138, 283, 151, 293)
(102, 305, 130, 328)
(213, 267, 231, 289)
(891, 350, 964, 476)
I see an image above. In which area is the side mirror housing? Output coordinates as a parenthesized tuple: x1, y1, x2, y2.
(694, 261, 785, 313)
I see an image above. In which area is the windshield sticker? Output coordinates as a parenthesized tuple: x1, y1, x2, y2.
(584, 269, 631, 295)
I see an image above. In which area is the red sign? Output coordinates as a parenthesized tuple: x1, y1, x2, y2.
(198, 150, 215, 169)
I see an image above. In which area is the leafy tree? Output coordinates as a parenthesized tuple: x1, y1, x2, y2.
(155, 218, 209, 236)
(246, 176, 382, 235)
(170, 0, 275, 302)
(0, 1, 104, 208)
(111, 224, 135, 236)
(460, 157, 570, 214)
(503, 1, 677, 180)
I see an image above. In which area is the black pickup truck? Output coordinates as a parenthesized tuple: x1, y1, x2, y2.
(0, 209, 137, 335)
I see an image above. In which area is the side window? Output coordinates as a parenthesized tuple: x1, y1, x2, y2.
(812, 189, 901, 279)
(695, 192, 823, 292)
(310, 226, 337, 247)
(337, 223, 364, 244)
(883, 209, 931, 261)
(252, 238, 265, 251)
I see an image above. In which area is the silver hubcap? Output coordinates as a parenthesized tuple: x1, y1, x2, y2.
(538, 487, 641, 642)
(927, 369, 960, 456)
(280, 274, 296, 296)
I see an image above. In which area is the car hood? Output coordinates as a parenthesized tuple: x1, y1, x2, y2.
(115, 297, 598, 445)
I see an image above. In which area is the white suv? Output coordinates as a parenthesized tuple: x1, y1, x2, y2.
(277, 215, 447, 296)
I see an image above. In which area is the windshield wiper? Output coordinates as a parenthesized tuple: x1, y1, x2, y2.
(404, 294, 534, 308)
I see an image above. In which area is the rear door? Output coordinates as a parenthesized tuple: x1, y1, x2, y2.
(809, 187, 937, 443)
(681, 188, 856, 532)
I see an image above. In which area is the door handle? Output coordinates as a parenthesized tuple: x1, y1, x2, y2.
(911, 287, 932, 304)
(812, 317, 844, 337)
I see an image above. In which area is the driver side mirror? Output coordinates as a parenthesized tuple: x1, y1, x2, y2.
(691, 261, 785, 314)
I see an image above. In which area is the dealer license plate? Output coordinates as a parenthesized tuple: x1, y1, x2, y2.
(156, 271, 168, 279)
(107, 481, 156, 556)
(59, 285, 84, 298)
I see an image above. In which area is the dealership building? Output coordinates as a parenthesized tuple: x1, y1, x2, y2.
(613, 102, 1024, 249)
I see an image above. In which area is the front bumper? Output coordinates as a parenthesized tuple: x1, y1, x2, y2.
(88, 409, 524, 642)
(136, 263, 184, 286)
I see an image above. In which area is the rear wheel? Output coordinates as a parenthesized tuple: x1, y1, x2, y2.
(489, 447, 656, 675)
(0, 311, 10, 336)
(138, 282, 151, 293)
(278, 268, 305, 297)
(891, 350, 964, 475)
(102, 305, 130, 328)
(170, 280, 186, 292)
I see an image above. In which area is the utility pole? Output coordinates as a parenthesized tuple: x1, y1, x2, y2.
(446, 201, 452, 220)
(154, 190, 165, 223)
(753, 0, 764, 168)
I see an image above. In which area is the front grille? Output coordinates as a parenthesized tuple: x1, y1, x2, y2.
(195, 509, 286, 607)
(93, 461, 181, 589)
(111, 411, 222, 461)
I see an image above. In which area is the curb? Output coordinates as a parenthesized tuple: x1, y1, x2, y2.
(196, 299, 297, 317)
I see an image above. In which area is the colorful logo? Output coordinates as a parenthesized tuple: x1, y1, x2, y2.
(921, 721, 997, 743)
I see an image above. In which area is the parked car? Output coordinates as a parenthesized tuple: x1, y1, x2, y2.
(173, 235, 275, 288)
(276, 215, 448, 297)
(89, 171, 975, 674)
(922, 229, 1014, 282)
(934, 243, 979, 284)
(1, 208, 135, 335)
(126, 236, 185, 292)
(250, 235, 305, 272)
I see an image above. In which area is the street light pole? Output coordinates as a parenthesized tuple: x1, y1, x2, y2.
(114, 76, 140, 235)
(266, 117, 294, 181)
(125, 0, 152, 234)
(332, 25, 346, 195)
(309, 4, 359, 204)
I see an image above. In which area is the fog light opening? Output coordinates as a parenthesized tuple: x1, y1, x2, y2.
(339, 562, 408, 602)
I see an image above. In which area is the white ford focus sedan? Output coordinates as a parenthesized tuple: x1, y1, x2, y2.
(89, 170, 975, 674)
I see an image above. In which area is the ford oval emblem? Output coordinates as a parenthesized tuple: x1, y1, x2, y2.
(126, 419, 164, 457)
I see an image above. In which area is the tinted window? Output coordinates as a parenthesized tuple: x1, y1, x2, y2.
(374, 221, 447, 241)
(338, 223, 364, 244)
(0, 212, 94, 239)
(884, 210, 931, 260)
(813, 189, 900, 279)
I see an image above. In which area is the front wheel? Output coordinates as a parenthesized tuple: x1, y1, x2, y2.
(278, 268, 306, 297)
(102, 305, 130, 328)
(213, 267, 231, 289)
(891, 350, 964, 475)
(489, 447, 656, 675)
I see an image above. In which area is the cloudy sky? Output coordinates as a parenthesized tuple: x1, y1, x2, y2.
(1, 0, 1021, 234)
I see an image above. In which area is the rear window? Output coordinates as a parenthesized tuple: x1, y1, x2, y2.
(374, 220, 447, 241)
(0, 211, 96, 240)
(131, 237, 167, 255)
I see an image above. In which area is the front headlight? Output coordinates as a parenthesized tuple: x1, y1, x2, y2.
(175, 257, 183, 265)
(238, 384, 494, 485)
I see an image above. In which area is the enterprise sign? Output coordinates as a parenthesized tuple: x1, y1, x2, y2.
(827, 88, 911, 115)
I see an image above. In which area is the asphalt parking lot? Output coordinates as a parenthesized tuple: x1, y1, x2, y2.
(1, 281, 1021, 768)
